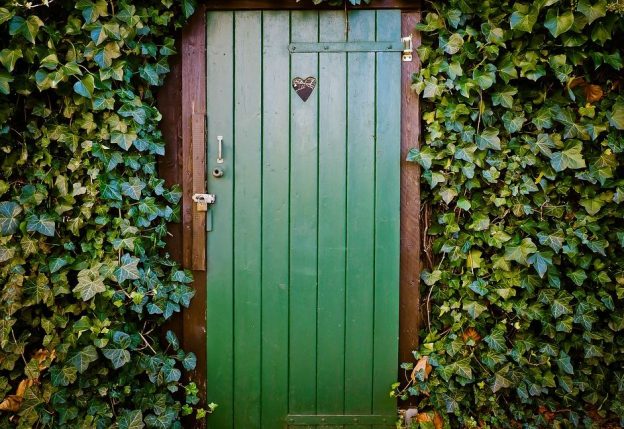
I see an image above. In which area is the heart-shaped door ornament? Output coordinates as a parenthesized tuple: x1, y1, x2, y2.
(292, 77, 317, 102)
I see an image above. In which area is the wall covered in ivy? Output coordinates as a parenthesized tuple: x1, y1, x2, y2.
(0, 0, 206, 427)
(404, 0, 624, 427)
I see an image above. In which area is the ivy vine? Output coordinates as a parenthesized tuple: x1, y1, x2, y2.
(402, 0, 624, 427)
(0, 0, 212, 427)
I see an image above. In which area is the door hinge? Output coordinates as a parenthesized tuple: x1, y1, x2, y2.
(402, 35, 413, 62)
(192, 193, 216, 212)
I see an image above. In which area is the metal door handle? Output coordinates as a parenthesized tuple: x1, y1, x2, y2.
(217, 135, 224, 164)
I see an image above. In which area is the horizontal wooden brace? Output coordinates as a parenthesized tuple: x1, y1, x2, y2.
(286, 414, 396, 425)
(289, 41, 403, 53)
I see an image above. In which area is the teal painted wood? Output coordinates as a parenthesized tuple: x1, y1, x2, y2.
(206, 11, 235, 429)
(232, 11, 263, 429)
(261, 10, 291, 429)
(289, 10, 319, 416)
(373, 10, 402, 420)
(206, 10, 402, 428)
(316, 10, 347, 416)
(344, 10, 377, 423)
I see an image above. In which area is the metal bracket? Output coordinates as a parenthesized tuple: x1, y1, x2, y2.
(402, 35, 413, 62)
(289, 41, 403, 53)
(192, 193, 216, 212)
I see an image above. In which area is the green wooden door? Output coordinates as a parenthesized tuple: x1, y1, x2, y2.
(206, 9, 401, 429)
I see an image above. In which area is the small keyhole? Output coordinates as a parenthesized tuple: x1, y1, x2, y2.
(213, 168, 224, 178)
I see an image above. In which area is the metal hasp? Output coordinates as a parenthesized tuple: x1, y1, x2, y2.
(402, 35, 413, 62)
(192, 193, 216, 212)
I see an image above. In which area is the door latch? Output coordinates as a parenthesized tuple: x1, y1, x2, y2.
(402, 35, 413, 62)
(192, 193, 216, 212)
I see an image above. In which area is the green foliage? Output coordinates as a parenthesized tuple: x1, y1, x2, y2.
(0, 0, 205, 427)
(408, 0, 624, 427)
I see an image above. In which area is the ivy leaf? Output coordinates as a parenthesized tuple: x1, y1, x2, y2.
(115, 253, 140, 283)
(182, 352, 197, 371)
(165, 330, 179, 351)
(0, 201, 22, 235)
(68, 346, 98, 373)
(532, 108, 554, 130)
(50, 365, 78, 387)
(74, 268, 106, 301)
(463, 301, 487, 319)
(476, 128, 501, 151)
(579, 196, 604, 215)
(406, 147, 434, 169)
(556, 352, 574, 375)
(491, 370, 512, 393)
(609, 100, 624, 130)
(576, 0, 607, 24)
(8, 16, 44, 44)
(544, 9, 575, 38)
(182, 0, 195, 19)
(527, 251, 553, 278)
(0, 7, 14, 25)
(504, 238, 537, 266)
(502, 111, 526, 134)
(112, 131, 138, 150)
(473, 64, 497, 90)
(102, 348, 131, 369)
(121, 177, 146, 200)
(26, 214, 55, 237)
(73, 75, 95, 99)
(551, 298, 572, 318)
(0, 71, 14, 95)
(469, 279, 488, 296)
(567, 269, 587, 286)
(509, 6, 538, 32)
(171, 270, 193, 283)
(484, 330, 506, 352)
(118, 410, 145, 429)
(531, 133, 555, 157)
(550, 141, 586, 172)
(492, 86, 517, 109)
(144, 409, 176, 429)
(77, 0, 109, 24)
(49, 257, 69, 274)
(537, 231, 565, 253)
(454, 358, 473, 379)
(440, 33, 464, 55)
(139, 64, 159, 85)
(0, 48, 22, 72)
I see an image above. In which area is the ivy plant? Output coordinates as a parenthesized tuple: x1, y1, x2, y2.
(0, 0, 212, 427)
(403, 0, 624, 427)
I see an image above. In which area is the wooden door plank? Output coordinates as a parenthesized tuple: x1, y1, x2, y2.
(232, 11, 264, 429)
(373, 9, 401, 420)
(206, 11, 235, 429)
(344, 10, 376, 423)
(261, 10, 291, 429)
(289, 10, 319, 416)
(316, 10, 348, 416)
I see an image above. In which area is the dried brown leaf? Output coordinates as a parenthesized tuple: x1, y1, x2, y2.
(585, 84, 604, 103)
(411, 356, 432, 381)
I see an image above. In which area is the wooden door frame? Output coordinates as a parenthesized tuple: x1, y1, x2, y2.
(157, 1, 421, 425)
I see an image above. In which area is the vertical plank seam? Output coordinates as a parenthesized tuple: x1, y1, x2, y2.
(259, 10, 265, 427)
(287, 10, 292, 416)
(342, 12, 349, 417)
(371, 9, 378, 417)
(314, 9, 321, 416)
(231, 10, 237, 426)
